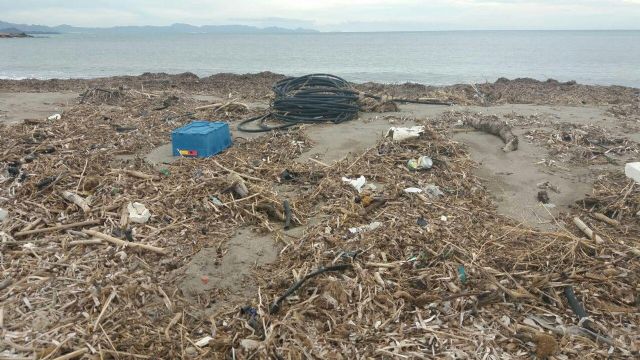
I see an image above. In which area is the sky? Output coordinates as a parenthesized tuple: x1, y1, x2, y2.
(1, 0, 640, 31)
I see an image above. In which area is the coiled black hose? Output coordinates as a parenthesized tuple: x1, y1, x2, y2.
(237, 73, 451, 133)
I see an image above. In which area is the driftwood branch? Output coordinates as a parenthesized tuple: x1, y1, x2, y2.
(464, 116, 518, 152)
(82, 230, 167, 255)
(573, 217, 604, 244)
(60, 191, 91, 212)
(14, 220, 102, 237)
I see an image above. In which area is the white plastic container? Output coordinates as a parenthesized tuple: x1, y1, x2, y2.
(625, 162, 640, 183)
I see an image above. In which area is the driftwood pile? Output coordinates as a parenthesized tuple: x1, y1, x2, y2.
(0, 92, 639, 359)
(524, 123, 639, 164)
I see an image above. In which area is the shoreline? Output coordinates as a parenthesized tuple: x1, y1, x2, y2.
(1, 72, 638, 106)
(2, 71, 638, 88)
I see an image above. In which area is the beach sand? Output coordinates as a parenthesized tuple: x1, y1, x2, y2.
(1, 73, 639, 358)
(2, 76, 637, 230)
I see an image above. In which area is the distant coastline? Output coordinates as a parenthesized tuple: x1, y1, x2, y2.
(0, 20, 317, 35)
(0, 31, 32, 38)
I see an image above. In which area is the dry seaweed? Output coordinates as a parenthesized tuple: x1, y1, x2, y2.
(0, 86, 639, 360)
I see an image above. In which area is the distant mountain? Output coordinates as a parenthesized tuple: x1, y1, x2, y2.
(0, 27, 24, 34)
(0, 20, 318, 34)
(0, 21, 60, 34)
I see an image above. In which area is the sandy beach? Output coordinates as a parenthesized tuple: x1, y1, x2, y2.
(1, 73, 639, 358)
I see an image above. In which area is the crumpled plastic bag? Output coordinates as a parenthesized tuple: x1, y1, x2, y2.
(342, 175, 366, 193)
(128, 202, 151, 224)
(385, 126, 425, 141)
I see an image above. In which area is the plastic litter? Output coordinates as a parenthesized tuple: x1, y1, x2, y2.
(403, 187, 423, 194)
(280, 169, 296, 181)
(349, 221, 382, 234)
(424, 184, 444, 198)
(195, 336, 213, 347)
(342, 176, 366, 193)
(0, 208, 8, 222)
(47, 113, 61, 121)
(624, 162, 640, 184)
(127, 202, 151, 224)
(209, 195, 223, 206)
(407, 156, 433, 171)
(385, 126, 425, 141)
(440, 215, 448, 222)
(458, 265, 467, 284)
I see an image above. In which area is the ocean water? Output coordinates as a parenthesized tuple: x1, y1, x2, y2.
(1, 31, 639, 87)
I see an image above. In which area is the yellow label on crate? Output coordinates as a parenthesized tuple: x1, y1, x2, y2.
(179, 149, 198, 157)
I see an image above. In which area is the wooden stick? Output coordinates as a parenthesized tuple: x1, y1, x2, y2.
(573, 217, 604, 244)
(14, 220, 102, 237)
(75, 159, 88, 192)
(194, 102, 224, 111)
(119, 204, 129, 229)
(346, 148, 371, 171)
(164, 312, 182, 340)
(94, 290, 117, 331)
(69, 239, 104, 246)
(366, 261, 404, 268)
(51, 348, 88, 360)
(121, 169, 157, 180)
(18, 218, 42, 233)
(212, 160, 265, 182)
(308, 158, 330, 168)
(592, 213, 619, 227)
(222, 192, 261, 206)
(82, 229, 167, 254)
(60, 191, 91, 212)
(101, 350, 151, 359)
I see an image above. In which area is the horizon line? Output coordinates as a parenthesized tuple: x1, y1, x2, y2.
(2, 20, 639, 32)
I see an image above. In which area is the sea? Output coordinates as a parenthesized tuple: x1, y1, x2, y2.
(1, 30, 639, 87)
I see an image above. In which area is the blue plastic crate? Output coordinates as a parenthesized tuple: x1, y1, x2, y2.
(171, 121, 232, 158)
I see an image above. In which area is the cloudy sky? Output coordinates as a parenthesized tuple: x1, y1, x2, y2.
(2, 0, 639, 31)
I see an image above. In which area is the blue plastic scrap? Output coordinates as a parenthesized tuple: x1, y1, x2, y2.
(457, 265, 467, 284)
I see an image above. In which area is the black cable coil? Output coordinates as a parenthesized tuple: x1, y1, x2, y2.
(238, 74, 361, 132)
(238, 73, 451, 132)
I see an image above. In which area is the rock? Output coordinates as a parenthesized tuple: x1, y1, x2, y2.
(184, 346, 198, 358)
(537, 190, 550, 204)
(0, 208, 8, 222)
